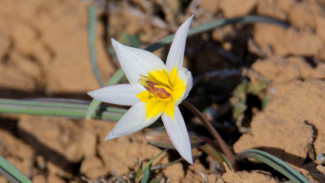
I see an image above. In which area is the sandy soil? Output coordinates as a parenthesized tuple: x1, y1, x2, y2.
(0, 0, 325, 182)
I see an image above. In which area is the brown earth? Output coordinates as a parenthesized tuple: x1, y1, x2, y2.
(0, 0, 325, 182)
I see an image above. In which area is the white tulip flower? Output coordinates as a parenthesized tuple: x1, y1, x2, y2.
(88, 16, 194, 164)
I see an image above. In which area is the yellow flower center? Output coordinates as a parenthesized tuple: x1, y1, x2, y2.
(136, 67, 186, 119)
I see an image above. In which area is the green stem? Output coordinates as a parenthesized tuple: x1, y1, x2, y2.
(182, 100, 234, 162)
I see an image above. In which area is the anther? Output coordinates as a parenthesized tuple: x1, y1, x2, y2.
(138, 77, 171, 99)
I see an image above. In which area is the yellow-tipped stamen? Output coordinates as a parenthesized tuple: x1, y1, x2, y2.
(136, 68, 186, 119)
(138, 76, 171, 100)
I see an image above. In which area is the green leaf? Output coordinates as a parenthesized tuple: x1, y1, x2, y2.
(200, 143, 231, 170)
(85, 100, 101, 120)
(145, 15, 287, 52)
(150, 157, 183, 171)
(246, 81, 267, 95)
(233, 82, 246, 103)
(87, 5, 103, 86)
(140, 150, 166, 183)
(134, 159, 143, 181)
(146, 131, 203, 149)
(234, 149, 309, 183)
(232, 103, 247, 120)
(0, 156, 32, 183)
(141, 167, 150, 183)
(0, 98, 125, 121)
(111, 171, 127, 183)
(148, 178, 161, 183)
(119, 33, 141, 48)
(262, 95, 269, 110)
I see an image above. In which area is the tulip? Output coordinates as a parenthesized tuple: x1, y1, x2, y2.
(88, 16, 194, 164)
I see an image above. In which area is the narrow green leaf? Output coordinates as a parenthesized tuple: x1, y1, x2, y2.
(146, 15, 287, 52)
(148, 178, 160, 183)
(150, 157, 183, 171)
(85, 69, 125, 119)
(262, 95, 269, 110)
(134, 159, 143, 181)
(234, 149, 309, 183)
(141, 150, 166, 183)
(0, 98, 87, 109)
(85, 100, 101, 120)
(246, 81, 267, 95)
(103, 66, 126, 86)
(111, 171, 127, 183)
(233, 82, 246, 103)
(141, 167, 150, 183)
(198, 171, 209, 183)
(0, 156, 32, 183)
(146, 131, 203, 149)
(200, 143, 231, 170)
(88, 5, 103, 86)
(119, 33, 141, 48)
(0, 98, 125, 121)
(232, 103, 247, 120)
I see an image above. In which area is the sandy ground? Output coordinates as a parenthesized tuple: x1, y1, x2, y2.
(0, 0, 325, 182)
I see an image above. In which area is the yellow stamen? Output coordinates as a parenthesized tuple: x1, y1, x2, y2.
(137, 67, 186, 119)
(138, 76, 171, 100)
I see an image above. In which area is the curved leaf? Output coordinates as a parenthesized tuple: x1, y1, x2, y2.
(87, 5, 103, 86)
(0, 98, 126, 121)
(234, 149, 309, 183)
(0, 156, 32, 183)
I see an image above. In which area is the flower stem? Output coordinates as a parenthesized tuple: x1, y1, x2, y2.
(182, 100, 234, 162)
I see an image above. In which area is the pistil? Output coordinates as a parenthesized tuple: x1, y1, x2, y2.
(138, 76, 172, 100)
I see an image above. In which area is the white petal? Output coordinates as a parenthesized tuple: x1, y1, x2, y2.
(105, 102, 161, 140)
(162, 106, 193, 164)
(175, 68, 193, 105)
(166, 15, 193, 72)
(88, 84, 140, 106)
(111, 39, 166, 87)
